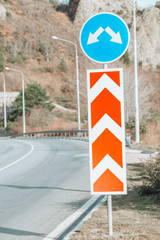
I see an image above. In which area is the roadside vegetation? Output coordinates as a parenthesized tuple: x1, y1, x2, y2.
(139, 153, 160, 196)
(0, 83, 55, 134)
(125, 111, 160, 149)
(7, 83, 54, 122)
(69, 154, 160, 240)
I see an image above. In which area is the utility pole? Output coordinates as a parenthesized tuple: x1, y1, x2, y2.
(133, 0, 140, 143)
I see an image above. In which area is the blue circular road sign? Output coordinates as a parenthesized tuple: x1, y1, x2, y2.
(80, 12, 130, 64)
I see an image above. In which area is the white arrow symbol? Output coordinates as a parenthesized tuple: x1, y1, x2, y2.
(87, 27, 104, 45)
(87, 26, 122, 45)
(105, 27, 122, 44)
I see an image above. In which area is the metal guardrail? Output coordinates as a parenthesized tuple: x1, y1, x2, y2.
(11, 129, 131, 147)
(11, 129, 89, 139)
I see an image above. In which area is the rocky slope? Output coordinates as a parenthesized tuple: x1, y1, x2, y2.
(0, 3, 6, 21)
(74, 0, 133, 24)
(72, 0, 160, 69)
(129, 6, 160, 69)
(0, 0, 159, 136)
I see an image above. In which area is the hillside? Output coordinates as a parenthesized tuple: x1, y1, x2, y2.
(73, 0, 160, 69)
(0, 0, 159, 146)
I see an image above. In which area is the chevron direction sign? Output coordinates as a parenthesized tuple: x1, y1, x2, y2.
(87, 69, 127, 195)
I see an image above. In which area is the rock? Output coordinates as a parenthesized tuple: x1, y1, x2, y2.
(128, 7, 160, 69)
(68, 0, 80, 21)
(74, 0, 160, 69)
(0, 4, 6, 21)
(155, 1, 160, 9)
(73, 0, 133, 25)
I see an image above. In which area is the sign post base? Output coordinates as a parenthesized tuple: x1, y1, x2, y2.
(108, 195, 113, 235)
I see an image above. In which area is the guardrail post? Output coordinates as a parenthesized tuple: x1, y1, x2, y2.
(11, 129, 89, 139)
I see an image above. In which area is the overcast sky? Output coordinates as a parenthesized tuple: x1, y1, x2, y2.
(57, 0, 158, 9)
(137, 0, 157, 8)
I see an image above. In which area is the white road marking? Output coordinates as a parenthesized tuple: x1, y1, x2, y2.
(64, 195, 107, 240)
(74, 153, 89, 158)
(43, 195, 105, 240)
(0, 141, 34, 172)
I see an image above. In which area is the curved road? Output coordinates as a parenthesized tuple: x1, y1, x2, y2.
(0, 139, 90, 240)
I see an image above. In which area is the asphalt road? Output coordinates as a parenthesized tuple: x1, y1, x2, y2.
(0, 139, 90, 240)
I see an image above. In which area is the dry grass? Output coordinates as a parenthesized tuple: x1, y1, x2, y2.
(8, 109, 79, 134)
(69, 164, 160, 240)
(27, 107, 80, 131)
(49, 117, 78, 130)
(2, 0, 160, 137)
(142, 121, 160, 149)
(70, 205, 160, 240)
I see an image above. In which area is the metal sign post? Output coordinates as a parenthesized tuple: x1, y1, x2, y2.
(133, 0, 140, 143)
(80, 12, 130, 236)
(87, 68, 127, 235)
(108, 195, 113, 235)
(104, 64, 113, 236)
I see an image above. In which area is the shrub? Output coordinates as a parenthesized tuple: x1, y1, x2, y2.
(40, 66, 53, 73)
(59, 59, 67, 72)
(7, 51, 26, 64)
(140, 153, 160, 195)
(136, 10, 144, 16)
(122, 51, 130, 65)
(56, 96, 69, 103)
(6, 11, 12, 17)
(117, 10, 123, 15)
(38, 42, 48, 55)
(61, 85, 70, 93)
(125, 116, 147, 139)
(8, 83, 54, 122)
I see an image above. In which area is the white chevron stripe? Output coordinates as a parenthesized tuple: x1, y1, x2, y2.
(90, 114, 123, 144)
(89, 73, 122, 103)
(87, 69, 126, 194)
(91, 154, 125, 185)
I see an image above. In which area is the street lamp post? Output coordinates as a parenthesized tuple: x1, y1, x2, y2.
(133, 0, 140, 143)
(0, 73, 7, 128)
(52, 36, 81, 131)
(5, 67, 26, 134)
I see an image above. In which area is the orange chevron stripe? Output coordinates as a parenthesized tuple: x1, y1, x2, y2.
(93, 169, 124, 192)
(91, 88, 121, 128)
(92, 128, 122, 169)
(90, 71, 120, 89)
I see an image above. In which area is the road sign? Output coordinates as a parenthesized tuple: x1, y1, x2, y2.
(80, 12, 130, 63)
(87, 69, 127, 194)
